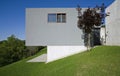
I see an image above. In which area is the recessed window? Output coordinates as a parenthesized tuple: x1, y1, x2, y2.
(48, 13, 66, 23)
(48, 14, 56, 22)
(57, 14, 61, 22)
(62, 14, 66, 22)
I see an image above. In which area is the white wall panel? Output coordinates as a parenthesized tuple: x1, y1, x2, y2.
(47, 46, 87, 62)
(106, 0, 120, 45)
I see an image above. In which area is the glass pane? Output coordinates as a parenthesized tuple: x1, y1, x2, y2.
(48, 14, 56, 22)
(62, 14, 66, 22)
(57, 14, 61, 22)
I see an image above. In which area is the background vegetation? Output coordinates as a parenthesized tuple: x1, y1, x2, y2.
(0, 35, 46, 67)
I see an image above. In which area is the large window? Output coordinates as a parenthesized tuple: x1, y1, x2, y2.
(48, 13, 66, 23)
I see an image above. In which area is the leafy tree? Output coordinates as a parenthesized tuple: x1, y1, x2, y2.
(0, 35, 25, 66)
(76, 3, 109, 50)
(0, 35, 46, 67)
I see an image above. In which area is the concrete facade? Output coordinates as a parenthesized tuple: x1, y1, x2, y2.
(26, 8, 87, 62)
(106, 0, 120, 45)
(26, 8, 86, 46)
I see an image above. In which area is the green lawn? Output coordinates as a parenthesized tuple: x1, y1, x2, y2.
(0, 46, 120, 76)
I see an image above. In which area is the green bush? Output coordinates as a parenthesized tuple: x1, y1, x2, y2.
(0, 35, 46, 67)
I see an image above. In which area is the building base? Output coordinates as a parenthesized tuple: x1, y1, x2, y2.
(47, 46, 87, 63)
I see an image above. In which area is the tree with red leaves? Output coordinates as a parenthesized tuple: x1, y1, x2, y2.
(76, 3, 109, 50)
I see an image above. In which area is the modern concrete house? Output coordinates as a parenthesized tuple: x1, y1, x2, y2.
(26, 8, 87, 62)
(106, 0, 120, 45)
(26, 0, 119, 63)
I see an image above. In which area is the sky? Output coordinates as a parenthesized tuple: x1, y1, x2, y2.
(0, 0, 114, 41)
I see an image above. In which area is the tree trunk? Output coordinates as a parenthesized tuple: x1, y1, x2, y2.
(87, 33, 91, 51)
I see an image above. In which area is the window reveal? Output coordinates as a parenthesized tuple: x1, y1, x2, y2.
(48, 13, 66, 23)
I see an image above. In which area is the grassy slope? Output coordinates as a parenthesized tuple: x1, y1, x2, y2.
(0, 46, 120, 76)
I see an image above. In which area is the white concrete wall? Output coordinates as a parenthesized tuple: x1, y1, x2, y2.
(26, 8, 86, 46)
(106, 0, 120, 45)
(47, 46, 87, 62)
(100, 27, 106, 45)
